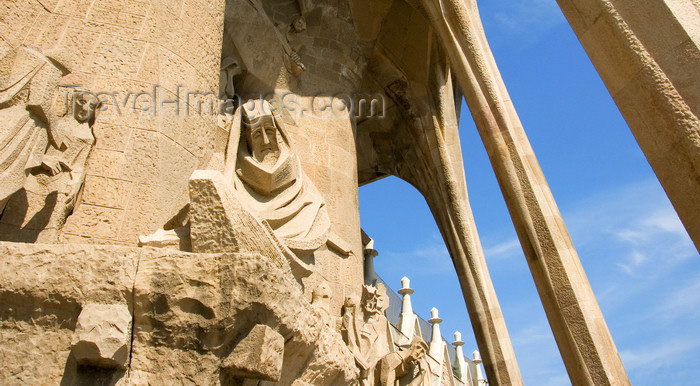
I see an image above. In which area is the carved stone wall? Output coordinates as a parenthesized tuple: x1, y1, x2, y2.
(0, 0, 225, 244)
(5, 0, 691, 384)
(0, 242, 358, 385)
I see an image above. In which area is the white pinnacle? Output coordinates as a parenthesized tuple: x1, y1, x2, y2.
(398, 277, 416, 343)
(473, 350, 486, 384)
(428, 307, 444, 361)
(453, 331, 467, 381)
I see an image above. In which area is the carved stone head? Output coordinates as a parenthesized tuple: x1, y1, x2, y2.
(291, 16, 306, 32)
(407, 338, 428, 363)
(72, 92, 100, 124)
(311, 281, 331, 313)
(361, 284, 386, 316)
(242, 101, 281, 167)
(235, 100, 298, 196)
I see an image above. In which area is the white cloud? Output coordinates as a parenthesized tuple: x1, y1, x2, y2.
(480, 0, 566, 47)
(612, 208, 692, 246)
(617, 250, 649, 276)
(620, 337, 700, 372)
(512, 322, 552, 347)
(480, 179, 696, 278)
(560, 179, 697, 276)
(510, 321, 568, 385)
(655, 276, 700, 323)
(483, 238, 521, 261)
(383, 237, 453, 276)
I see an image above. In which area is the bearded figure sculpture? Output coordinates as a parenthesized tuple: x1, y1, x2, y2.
(341, 284, 393, 385)
(142, 98, 333, 273)
(226, 99, 331, 254)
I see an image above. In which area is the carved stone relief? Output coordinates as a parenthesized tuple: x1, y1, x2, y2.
(375, 337, 430, 386)
(228, 99, 331, 253)
(0, 47, 99, 243)
(341, 284, 393, 385)
(0, 46, 67, 213)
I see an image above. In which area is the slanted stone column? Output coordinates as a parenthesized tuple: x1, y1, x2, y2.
(418, 0, 629, 384)
(556, 0, 700, 253)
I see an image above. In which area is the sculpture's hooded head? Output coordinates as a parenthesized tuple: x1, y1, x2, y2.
(242, 101, 280, 167)
(236, 99, 297, 196)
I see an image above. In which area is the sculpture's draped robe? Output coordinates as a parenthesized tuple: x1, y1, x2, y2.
(233, 125, 330, 253)
(0, 48, 59, 208)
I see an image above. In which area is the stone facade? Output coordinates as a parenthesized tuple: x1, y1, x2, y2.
(1, 0, 697, 384)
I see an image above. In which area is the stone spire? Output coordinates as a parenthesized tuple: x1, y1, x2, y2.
(361, 229, 379, 285)
(397, 276, 416, 343)
(428, 307, 444, 362)
(452, 331, 468, 382)
(473, 350, 487, 385)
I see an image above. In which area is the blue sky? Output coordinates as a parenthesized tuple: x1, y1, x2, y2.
(358, 1, 700, 384)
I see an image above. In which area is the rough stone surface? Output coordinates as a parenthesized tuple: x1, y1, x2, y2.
(2, 0, 691, 384)
(188, 169, 300, 280)
(0, 241, 358, 385)
(0, 242, 137, 385)
(222, 324, 284, 381)
(71, 303, 132, 369)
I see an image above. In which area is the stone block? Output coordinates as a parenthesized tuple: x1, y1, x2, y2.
(122, 129, 160, 184)
(85, 148, 127, 180)
(90, 36, 145, 78)
(93, 124, 133, 152)
(221, 324, 284, 381)
(71, 303, 132, 369)
(118, 183, 163, 243)
(61, 204, 124, 240)
(81, 175, 132, 209)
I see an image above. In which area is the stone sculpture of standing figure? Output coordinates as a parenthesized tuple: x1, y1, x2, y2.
(0, 46, 68, 214)
(0, 86, 98, 242)
(341, 284, 393, 385)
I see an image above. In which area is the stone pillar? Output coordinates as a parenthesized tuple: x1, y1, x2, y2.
(397, 276, 417, 344)
(556, 0, 700, 253)
(428, 307, 444, 362)
(452, 331, 468, 382)
(355, 5, 521, 379)
(395, 80, 523, 385)
(473, 351, 487, 386)
(418, 0, 629, 384)
(362, 230, 380, 285)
